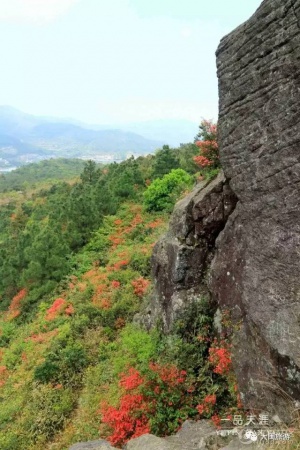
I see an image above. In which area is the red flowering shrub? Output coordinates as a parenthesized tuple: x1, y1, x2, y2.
(100, 363, 191, 447)
(65, 305, 75, 316)
(100, 368, 150, 447)
(111, 280, 121, 289)
(147, 219, 163, 229)
(109, 235, 124, 248)
(99, 298, 112, 310)
(0, 365, 8, 388)
(7, 288, 27, 319)
(119, 367, 144, 390)
(193, 120, 220, 171)
(196, 394, 217, 416)
(101, 394, 150, 447)
(148, 362, 187, 386)
(131, 277, 150, 297)
(211, 414, 221, 428)
(26, 328, 59, 344)
(113, 260, 130, 271)
(208, 339, 232, 375)
(46, 298, 75, 320)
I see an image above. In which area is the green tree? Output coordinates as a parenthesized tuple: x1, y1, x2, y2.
(152, 145, 180, 179)
(22, 222, 70, 286)
(143, 169, 193, 212)
(80, 160, 99, 184)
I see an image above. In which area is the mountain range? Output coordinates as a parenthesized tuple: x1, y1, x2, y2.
(0, 106, 198, 170)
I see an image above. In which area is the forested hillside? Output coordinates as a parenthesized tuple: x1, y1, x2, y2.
(0, 159, 87, 193)
(0, 124, 242, 450)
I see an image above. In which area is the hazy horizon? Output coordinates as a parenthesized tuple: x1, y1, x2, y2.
(0, 0, 262, 125)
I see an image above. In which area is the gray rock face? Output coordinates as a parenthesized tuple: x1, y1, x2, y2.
(69, 440, 117, 450)
(124, 420, 238, 450)
(144, 171, 237, 331)
(69, 422, 268, 450)
(212, 0, 300, 419)
(124, 434, 175, 450)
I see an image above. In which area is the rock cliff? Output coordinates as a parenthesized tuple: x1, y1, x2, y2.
(147, 0, 300, 421)
(211, 0, 300, 419)
(143, 171, 237, 332)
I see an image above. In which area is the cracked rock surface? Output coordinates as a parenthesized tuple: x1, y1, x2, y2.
(211, 0, 300, 419)
(141, 171, 237, 332)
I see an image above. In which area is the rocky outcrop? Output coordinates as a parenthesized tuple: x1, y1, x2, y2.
(69, 440, 116, 450)
(211, 0, 300, 419)
(69, 421, 265, 450)
(124, 421, 230, 450)
(141, 171, 237, 331)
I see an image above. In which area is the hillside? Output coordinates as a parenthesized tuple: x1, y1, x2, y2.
(0, 140, 212, 450)
(0, 158, 87, 193)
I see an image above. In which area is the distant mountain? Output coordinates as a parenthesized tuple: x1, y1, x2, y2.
(0, 106, 164, 170)
(80, 119, 199, 147)
(117, 119, 199, 147)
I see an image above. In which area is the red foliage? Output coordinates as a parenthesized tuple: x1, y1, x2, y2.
(131, 277, 150, 297)
(26, 329, 59, 345)
(8, 288, 27, 319)
(0, 366, 7, 374)
(204, 394, 216, 405)
(46, 298, 66, 320)
(211, 414, 221, 428)
(195, 140, 218, 152)
(100, 363, 188, 447)
(147, 219, 163, 229)
(119, 367, 145, 391)
(196, 394, 217, 416)
(132, 214, 142, 226)
(149, 362, 187, 386)
(208, 341, 232, 375)
(111, 280, 121, 289)
(109, 235, 124, 248)
(193, 120, 219, 169)
(65, 305, 75, 316)
(113, 260, 130, 271)
(194, 155, 213, 167)
(101, 395, 150, 447)
(0, 365, 8, 388)
(46, 298, 75, 320)
(99, 298, 112, 310)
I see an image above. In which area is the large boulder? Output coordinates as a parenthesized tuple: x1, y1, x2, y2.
(142, 171, 237, 331)
(124, 420, 252, 450)
(211, 0, 300, 419)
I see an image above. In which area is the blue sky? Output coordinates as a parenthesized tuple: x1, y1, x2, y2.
(0, 0, 262, 124)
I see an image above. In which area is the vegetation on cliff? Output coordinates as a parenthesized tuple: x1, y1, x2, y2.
(0, 124, 244, 450)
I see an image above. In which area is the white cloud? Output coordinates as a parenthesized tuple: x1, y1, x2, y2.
(0, 0, 79, 23)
